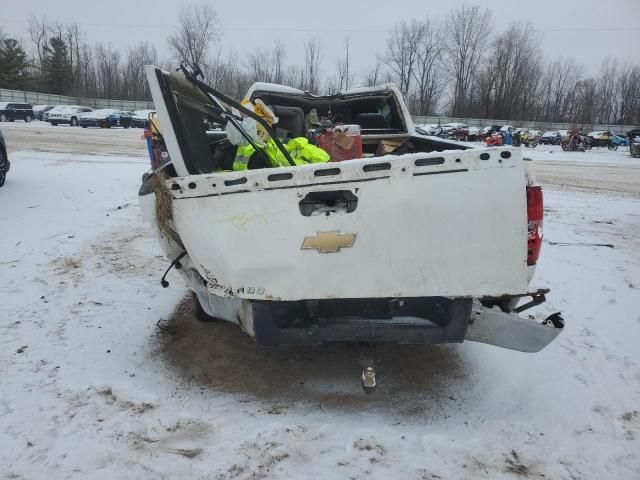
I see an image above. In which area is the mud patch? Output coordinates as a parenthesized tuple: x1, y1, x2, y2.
(153, 296, 471, 415)
(51, 256, 83, 286)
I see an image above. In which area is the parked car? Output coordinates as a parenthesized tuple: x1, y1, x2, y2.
(130, 109, 156, 128)
(79, 109, 132, 128)
(140, 65, 564, 391)
(33, 105, 55, 121)
(539, 131, 562, 145)
(0, 102, 34, 123)
(48, 105, 93, 126)
(0, 129, 8, 187)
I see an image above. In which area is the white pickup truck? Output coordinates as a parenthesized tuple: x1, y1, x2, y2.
(139, 66, 563, 388)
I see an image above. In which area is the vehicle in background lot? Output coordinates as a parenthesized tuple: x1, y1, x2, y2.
(33, 105, 54, 121)
(608, 134, 629, 151)
(0, 129, 9, 187)
(588, 131, 613, 147)
(79, 109, 132, 128)
(441, 122, 468, 140)
(140, 65, 564, 388)
(467, 126, 479, 141)
(0, 102, 34, 123)
(43, 106, 63, 122)
(513, 129, 540, 148)
(479, 125, 502, 141)
(562, 128, 593, 151)
(557, 129, 570, 141)
(539, 130, 562, 145)
(48, 105, 93, 126)
(130, 109, 156, 128)
(629, 129, 640, 157)
(485, 131, 504, 146)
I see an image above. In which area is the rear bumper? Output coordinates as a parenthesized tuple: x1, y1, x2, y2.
(234, 296, 563, 351)
(240, 297, 473, 347)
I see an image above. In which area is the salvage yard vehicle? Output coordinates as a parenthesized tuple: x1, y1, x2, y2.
(48, 105, 93, 126)
(130, 109, 156, 128)
(139, 65, 564, 391)
(608, 134, 629, 151)
(33, 105, 54, 121)
(587, 130, 613, 147)
(0, 102, 33, 123)
(562, 128, 592, 151)
(630, 131, 640, 158)
(0, 129, 8, 187)
(539, 130, 562, 145)
(79, 109, 132, 128)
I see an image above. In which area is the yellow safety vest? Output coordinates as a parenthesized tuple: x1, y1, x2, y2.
(232, 137, 329, 170)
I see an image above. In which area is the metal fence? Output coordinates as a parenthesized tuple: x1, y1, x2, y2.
(412, 115, 639, 134)
(0, 88, 154, 111)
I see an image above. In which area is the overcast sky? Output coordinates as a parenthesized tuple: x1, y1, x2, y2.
(3, 0, 639, 79)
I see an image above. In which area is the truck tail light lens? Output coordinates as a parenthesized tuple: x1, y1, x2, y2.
(527, 185, 543, 265)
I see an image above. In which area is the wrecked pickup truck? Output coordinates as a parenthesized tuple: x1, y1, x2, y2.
(139, 65, 563, 390)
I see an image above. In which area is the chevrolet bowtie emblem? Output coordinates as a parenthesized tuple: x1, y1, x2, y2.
(301, 231, 356, 253)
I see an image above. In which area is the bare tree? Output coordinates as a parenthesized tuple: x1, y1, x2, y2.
(94, 43, 121, 99)
(303, 38, 322, 92)
(411, 19, 444, 115)
(246, 48, 274, 83)
(445, 5, 493, 116)
(272, 40, 287, 85)
(475, 21, 542, 119)
(616, 63, 640, 124)
(539, 58, 584, 122)
(593, 57, 619, 124)
(364, 56, 384, 87)
(121, 42, 158, 100)
(168, 5, 220, 66)
(284, 64, 306, 91)
(26, 14, 50, 69)
(336, 37, 353, 91)
(383, 20, 424, 94)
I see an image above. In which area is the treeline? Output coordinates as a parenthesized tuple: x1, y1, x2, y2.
(1, 5, 639, 125)
(0, 16, 158, 101)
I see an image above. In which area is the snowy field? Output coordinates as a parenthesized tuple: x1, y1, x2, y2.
(1, 122, 639, 479)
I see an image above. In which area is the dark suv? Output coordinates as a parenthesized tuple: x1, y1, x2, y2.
(0, 103, 34, 123)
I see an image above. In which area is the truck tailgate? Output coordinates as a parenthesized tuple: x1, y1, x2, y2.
(166, 148, 528, 300)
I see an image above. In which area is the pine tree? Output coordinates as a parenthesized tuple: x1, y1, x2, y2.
(0, 38, 29, 89)
(42, 37, 72, 94)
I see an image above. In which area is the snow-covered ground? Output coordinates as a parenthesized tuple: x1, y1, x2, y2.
(1, 122, 639, 479)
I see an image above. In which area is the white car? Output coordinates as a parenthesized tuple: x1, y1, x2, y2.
(48, 105, 93, 126)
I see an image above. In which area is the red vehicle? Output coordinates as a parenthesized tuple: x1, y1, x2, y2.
(485, 131, 503, 146)
(562, 128, 593, 151)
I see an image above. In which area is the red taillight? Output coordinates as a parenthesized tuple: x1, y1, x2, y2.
(527, 185, 543, 265)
